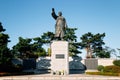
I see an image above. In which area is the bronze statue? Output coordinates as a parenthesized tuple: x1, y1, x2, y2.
(51, 8, 67, 40)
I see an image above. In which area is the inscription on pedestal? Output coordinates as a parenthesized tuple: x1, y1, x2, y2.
(85, 59, 98, 70)
(56, 54, 65, 59)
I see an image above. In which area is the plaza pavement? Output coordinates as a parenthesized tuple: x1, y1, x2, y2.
(0, 74, 120, 80)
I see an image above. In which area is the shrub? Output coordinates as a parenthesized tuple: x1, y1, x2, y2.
(103, 65, 120, 73)
(113, 60, 120, 67)
(13, 64, 23, 72)
(0, 72, 34, 76)
(97, 65, 104, 72)
(86, 72, 100, 75)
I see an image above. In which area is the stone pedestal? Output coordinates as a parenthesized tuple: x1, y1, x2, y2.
(51, 41, 69, 75)
(85, 58, 98, 70)
(85, 58, 98, 72)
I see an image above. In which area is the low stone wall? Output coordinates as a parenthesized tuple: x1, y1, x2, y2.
(36, 57, 86, 70)
(36, 57, 115, 70)
(70, 58, 115, 67)
(98, 58, 114, 66)
(84, 58, 115, 71)
(36, 57, 86, 74)
(36, 57, 51, 69)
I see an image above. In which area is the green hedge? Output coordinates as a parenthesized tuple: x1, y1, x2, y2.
(0, 72, 34, 76)
(86, 61, 120, 76)
(103, 65, 120, 73)
(113, 60, 120, 67)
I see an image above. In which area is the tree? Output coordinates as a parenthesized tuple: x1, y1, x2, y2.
(80, 32, 105, 58)
(41, 31, 54, 44)
(32, 37, 46, 56)
(40, 32, 54, 56)
(0, 34, 11, 64)
(12, 36, 47, 58)
(0, 22, 6, 32)
(12, 37, 35, 58)
(64, 28, 77, 42)
(0, 22, 12, 71)
(94, 46, 116, 58)
(64, 28, 81, 56)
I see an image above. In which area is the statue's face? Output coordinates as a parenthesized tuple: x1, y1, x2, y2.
(58, 12, 62, 16)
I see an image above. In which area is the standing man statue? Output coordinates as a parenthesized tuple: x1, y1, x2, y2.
(51, 8, 67, 40)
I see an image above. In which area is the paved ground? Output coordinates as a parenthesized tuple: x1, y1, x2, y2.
(0, 74, 120, 80)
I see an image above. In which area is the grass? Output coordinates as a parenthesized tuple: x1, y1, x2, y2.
(86, 72, 120, 76)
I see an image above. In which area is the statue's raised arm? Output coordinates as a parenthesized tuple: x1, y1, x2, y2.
(51, 8, 58, 20)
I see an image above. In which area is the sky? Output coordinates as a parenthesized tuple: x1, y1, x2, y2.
(0, 0, 120, 58)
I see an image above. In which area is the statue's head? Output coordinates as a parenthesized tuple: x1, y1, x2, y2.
(58, 12, 62, 16)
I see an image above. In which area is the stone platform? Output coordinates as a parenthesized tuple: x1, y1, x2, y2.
(1, 74, 120, 80)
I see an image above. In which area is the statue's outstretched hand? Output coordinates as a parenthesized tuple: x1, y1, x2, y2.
(52, 8, 55, 12)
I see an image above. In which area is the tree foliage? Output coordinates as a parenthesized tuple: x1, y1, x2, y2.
(0, 22, 12, 67)
(94, 46, 116, 58)
(12, 37, 33, 58)
(0, 22, 5, 32)
(41, 31, 54, 44)
(64, 28, 81, 56)
(64, 28, 77, 42)
(12, 36, 46, 58)
(32, 37, 46, 56)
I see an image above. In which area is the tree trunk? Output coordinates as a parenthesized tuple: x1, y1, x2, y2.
(86, 47, 90, 58)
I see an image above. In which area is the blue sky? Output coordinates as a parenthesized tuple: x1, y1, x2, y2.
(0, 0, 120, 58)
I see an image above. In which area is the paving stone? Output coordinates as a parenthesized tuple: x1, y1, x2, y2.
(1, 74, 120, 80)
